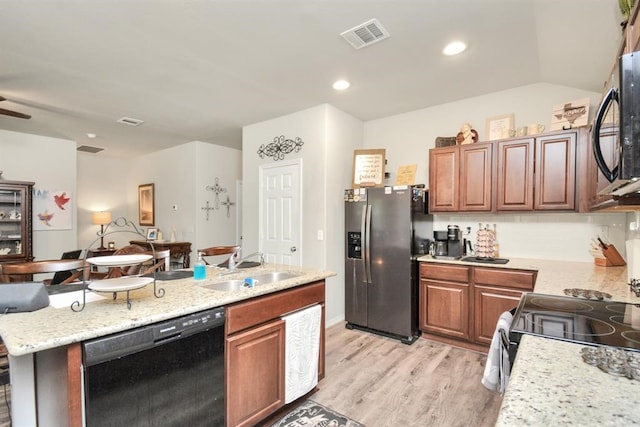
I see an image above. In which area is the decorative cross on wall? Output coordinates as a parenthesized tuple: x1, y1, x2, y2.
(205, 177, 227, 209)
(201, 200, 216, 221)
(221, 195, 236, 218)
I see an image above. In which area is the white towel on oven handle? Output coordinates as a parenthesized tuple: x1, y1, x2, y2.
(283, 304, 321, 403)
(481, 310, 513, 395)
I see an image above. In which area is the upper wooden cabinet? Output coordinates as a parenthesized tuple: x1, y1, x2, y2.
(496, 138, 535, 210)
(430, 130, 584, 213)
(429, 142, 493, 213)
(0, 180, 34, 267)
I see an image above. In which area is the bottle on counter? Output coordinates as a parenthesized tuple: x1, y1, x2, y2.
(194, 251, 206, 280)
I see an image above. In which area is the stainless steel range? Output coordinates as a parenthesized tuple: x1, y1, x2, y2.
(509, 293, 640, 354)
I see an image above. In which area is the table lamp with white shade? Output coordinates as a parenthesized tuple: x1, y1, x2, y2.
(92, 211, 112, 250)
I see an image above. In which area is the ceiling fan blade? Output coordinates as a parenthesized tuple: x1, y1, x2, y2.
(0, 107, 31, 119)
(0, 96, 5, 102)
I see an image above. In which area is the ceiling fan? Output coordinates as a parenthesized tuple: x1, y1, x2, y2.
(0, 96, 31, 119)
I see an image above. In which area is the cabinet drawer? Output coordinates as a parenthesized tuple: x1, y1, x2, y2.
(473, 267, 535, 290)
(226, 281, 325, 335)
(420, 263, 469, 283)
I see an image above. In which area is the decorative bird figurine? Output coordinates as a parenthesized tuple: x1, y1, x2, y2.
(53, 192, 70, 210)
(37, 210, 54, 226)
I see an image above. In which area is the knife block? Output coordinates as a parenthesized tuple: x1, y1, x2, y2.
(595, 244, 626, 267)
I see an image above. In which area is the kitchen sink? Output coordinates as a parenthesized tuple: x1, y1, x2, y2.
(250, 271, 301, 283)
(201, 271, 302, 292)
(202, 280, 249, 292)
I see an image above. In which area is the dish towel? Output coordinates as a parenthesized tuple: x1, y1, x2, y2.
(481, 310, 513, 395)
(282, 304, 322, 403)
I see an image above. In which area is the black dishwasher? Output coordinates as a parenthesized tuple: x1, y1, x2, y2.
(83, 307, 225, 427)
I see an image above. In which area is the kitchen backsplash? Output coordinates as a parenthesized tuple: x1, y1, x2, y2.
(433, 212, 628, 263)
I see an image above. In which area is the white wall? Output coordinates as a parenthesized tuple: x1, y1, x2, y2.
(242, 104, 363, 325)
(77, 153, 131, 250)
(364, 83, 627, 262)
(127, 141, 242, 264)
(0, 129, 77, 260)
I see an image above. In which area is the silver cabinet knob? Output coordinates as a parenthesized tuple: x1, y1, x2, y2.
(290, 246, 297, 252)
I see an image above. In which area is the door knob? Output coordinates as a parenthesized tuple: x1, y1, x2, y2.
(290, 246, 297, 252)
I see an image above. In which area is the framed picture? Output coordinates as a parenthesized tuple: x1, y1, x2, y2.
(138, 183, 155, 226)
(485, 114, 515, 141)
(146, 227, 158, 241)
(352, 149, 386, 188)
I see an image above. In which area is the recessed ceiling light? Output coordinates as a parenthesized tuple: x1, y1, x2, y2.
(442, 41, 467, 56)
(333, 80, 351, 91)
(87, 133, 96, 139)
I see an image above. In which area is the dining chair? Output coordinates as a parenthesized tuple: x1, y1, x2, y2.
(0, 259, 88, 284)
(197, 246, 241, 266)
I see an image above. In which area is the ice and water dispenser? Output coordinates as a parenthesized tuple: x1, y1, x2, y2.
(347, 232, 361, 259)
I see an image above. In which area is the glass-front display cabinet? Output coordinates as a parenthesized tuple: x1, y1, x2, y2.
(0, 180, 34, 265)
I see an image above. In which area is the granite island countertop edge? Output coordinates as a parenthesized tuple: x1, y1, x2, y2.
(0, 264, 336, 356)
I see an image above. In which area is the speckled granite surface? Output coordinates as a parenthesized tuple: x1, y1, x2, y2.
(417, 255, 636, 302)
(0, 264, 335, 356)
(496, 335, 640, 426)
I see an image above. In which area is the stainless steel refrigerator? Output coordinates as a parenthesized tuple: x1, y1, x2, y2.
(344, 186, 433, 344)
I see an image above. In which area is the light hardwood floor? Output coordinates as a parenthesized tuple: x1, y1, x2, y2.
(313, 324, 503, 427)
(0, 325, 502, 427)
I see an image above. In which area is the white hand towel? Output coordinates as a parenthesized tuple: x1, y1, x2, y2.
(283, 304, 322, 403)
(481, 310, 513, 394)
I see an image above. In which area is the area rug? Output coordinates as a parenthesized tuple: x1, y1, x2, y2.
(269, 399, 365, 427)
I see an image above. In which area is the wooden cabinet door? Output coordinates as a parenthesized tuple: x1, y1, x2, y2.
(226, 319, 285, 427)
(473, 285, 523, 345)
(429, 146, 459, 212)
(496, 138, 534, 211)
(534, 133, 576, 210)
(419, 279, 470, 340)
(460, 142, 493, 211)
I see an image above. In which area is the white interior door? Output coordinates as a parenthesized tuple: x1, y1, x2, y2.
(259, 160, 301, 266)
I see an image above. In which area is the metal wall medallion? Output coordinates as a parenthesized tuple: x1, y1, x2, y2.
(257, 135, 304, 161)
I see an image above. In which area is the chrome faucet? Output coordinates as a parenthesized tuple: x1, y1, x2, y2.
(223, 251, 265, 273)
(235, 251, 265, 270)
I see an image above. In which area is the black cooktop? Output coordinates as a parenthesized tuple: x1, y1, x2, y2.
(510, 293, 640, 351)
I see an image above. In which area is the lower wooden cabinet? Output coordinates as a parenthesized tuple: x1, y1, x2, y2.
(225, 281, 325, 426)
(226, 319, 285, 427)
(419, 264, 470, 340)
(419, 262, 535, 349)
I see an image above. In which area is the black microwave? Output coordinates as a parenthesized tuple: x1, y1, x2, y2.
(593, 52, 640, 196)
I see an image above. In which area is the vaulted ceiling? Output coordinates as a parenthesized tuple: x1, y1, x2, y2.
(0, 0, 624, 158)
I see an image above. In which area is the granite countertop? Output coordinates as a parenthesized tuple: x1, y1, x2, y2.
(0, 263, 335, 356)
(417, 255, 636, 302)
(496, 334, 640, 426)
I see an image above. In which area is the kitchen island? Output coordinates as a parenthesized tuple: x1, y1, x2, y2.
(0, 263, 335, 426)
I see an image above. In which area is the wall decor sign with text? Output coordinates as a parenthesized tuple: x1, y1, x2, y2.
(33, 188, 73, 230)
(352, 149, 386, 188)
(551, 98, 590, 131)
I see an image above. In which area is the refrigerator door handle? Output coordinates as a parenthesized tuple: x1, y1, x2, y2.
(360, 205, 368, 283)
(365, 204, 372, 283)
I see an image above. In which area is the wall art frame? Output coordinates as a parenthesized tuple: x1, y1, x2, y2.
(138, 183, 155, 226)
(485, 113, 515, 141)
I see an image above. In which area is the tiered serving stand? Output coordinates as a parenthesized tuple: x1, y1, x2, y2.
(71, 217, 165, 312)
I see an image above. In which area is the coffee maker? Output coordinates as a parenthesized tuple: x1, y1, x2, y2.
(433, 230, 449, 257)
(447, 225, 463, 259)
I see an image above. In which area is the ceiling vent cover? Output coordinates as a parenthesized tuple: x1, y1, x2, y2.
(77, 145, 104, 154)
(117, 117, 144, 126)
(340, 18, 390, 49)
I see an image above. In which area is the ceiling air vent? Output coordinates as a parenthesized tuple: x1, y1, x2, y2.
(340, 18, 390, 50)
(117, 116, 144, 126)
(77, 145, 104, 154)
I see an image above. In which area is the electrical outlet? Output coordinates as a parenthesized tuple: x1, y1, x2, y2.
(317, 230, 324, 241)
